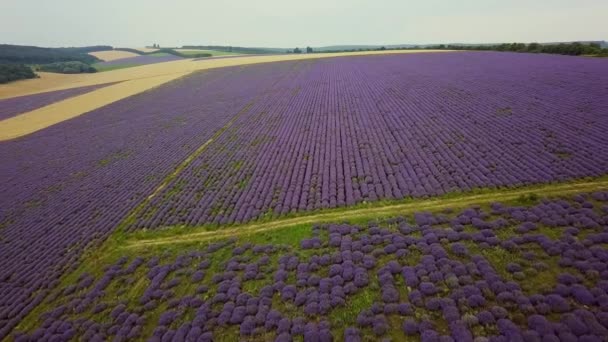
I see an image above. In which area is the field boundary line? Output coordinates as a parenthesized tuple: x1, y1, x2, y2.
(146, 101, 254, 202)
(0, 73, 190, 141)
(126, 179, 608, 248)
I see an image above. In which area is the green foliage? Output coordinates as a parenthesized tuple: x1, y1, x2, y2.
(439, 42, 608, 56)
(155, 48, 211, 58)
(0, 63, 37, 84)
(293, 47, 302, 54)
(37, 61, 97, 74)
(0, 44, 100, 65)
(59, 45, 113, 53)
(313, 41, 608, 57)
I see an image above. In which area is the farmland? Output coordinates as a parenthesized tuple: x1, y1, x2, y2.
(1, 51, 608, 341)
(88, 50, 140, 62)
(176, 49, 243, 57)
(0, 82, 117, 120)
(92, 54, 184, 72)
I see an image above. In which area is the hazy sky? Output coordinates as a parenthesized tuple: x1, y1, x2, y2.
(1, 0, 607, 48)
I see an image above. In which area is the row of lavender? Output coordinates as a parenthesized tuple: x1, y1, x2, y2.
(131, 52, 608, 229)
(0, 82, 118, 121)
(0, 62, 308, 338)
(14, 192, 608, 341)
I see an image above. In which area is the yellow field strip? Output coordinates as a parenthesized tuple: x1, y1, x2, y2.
(125, 179, 608, 248)
(0, 73, 189, 141)
(0, 50, 451, 100)
(0, 50, 451, 141)
(88, 50, 140, 62)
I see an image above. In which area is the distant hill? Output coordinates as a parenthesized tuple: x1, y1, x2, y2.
(181, 45, 284, 54)
(314, 44, 419, 51)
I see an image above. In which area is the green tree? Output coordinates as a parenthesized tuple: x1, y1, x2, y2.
(293, 47, 302, 54)
(527, 43, 541, 52)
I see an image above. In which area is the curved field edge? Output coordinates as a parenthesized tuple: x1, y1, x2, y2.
(13, 176, 608, 334)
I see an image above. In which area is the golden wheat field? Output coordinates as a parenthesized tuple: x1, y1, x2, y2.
(88, 50, 140, 61)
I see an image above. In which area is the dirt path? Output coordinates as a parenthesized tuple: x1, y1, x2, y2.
(126, 179, 608, 248)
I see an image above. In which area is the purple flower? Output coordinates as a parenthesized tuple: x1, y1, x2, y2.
(382, 286, 400, 303)
(420, 282, 437, 296)
(403, 318, 419, 335)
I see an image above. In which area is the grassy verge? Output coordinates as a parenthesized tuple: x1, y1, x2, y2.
(126, 176, 608, 247)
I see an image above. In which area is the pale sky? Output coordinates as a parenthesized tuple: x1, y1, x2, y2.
(1, 0, 607, 48)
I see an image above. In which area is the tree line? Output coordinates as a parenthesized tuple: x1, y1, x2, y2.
(0, 44, 103, 83)
(0, 64, 37, 84)
(429, 42, 608, 56)
(181, 45, 284, 54)
(314, 42, 608, 57)
(0, 44, 100, 64)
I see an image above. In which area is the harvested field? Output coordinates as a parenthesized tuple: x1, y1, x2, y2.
(0, 73, 188, 140)
(0, 82, 119, 121)
(0, 72, 80, 100)
(88, 50, 140, 62)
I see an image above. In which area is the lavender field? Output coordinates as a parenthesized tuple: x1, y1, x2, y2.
(13, 192, 608, 341)
(131, 52, 608, 229)
(1, 51, 608, 340)
(0, 62, 303, 337)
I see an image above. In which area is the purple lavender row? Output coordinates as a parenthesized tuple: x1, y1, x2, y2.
(132, 52, 608, 229)
(95, 54, 182, 67)
(0, 62, 305, 338)
(0, 82, 119, 121)
(14, 192, 608, 340)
